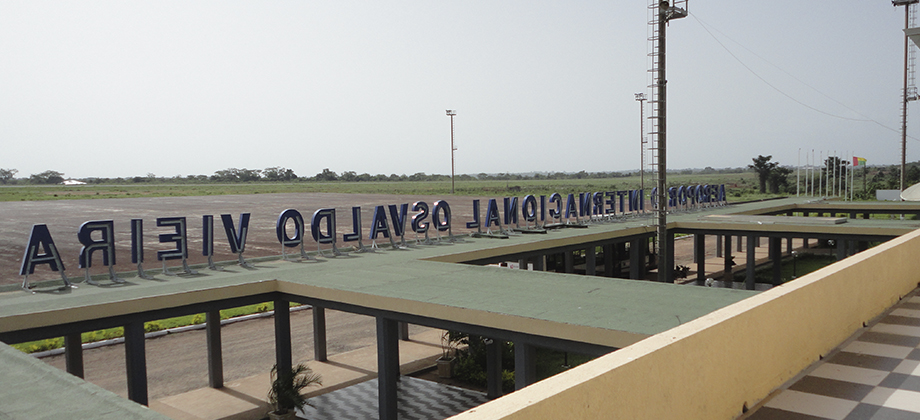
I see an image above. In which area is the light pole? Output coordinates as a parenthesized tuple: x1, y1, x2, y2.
(894, 0, 919, 193)
(635, 93, 647, 206)
(446, 110, 457, 194)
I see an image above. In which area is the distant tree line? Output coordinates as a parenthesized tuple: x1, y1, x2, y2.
(0, 165, 751, 186)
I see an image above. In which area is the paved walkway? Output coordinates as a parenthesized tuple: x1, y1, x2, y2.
(150, 329, 446, 420)
(745, 290, 920, 420)
(300, 377, 488, 420)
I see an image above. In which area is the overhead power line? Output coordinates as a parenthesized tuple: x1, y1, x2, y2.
(690, 12, 920, 142)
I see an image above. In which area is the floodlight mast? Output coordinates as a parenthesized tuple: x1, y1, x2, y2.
(446, 110, 457, 194)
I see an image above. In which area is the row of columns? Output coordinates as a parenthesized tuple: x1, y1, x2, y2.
(515, 237, 653, 281)
(702, 233, 867, 289)
(61, 298, 535, 420)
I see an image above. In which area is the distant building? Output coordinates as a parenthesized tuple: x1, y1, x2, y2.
(60, 179, 86, 185)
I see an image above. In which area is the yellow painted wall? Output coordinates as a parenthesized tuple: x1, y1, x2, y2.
(451, 229, 920, 420)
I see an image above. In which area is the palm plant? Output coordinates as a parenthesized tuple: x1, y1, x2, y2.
(268, 363, 322, 419)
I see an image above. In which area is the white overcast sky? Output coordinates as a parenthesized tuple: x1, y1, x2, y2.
(0, 1, 914, 179)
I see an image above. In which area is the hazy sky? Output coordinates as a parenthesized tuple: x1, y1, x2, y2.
(0, 1, 914, 179)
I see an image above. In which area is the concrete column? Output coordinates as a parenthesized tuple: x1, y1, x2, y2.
(722, 235, 733, 285)
(518, 259, 527, 270)
(770, 237, 782, 287)
(399, 322, 410, 341)
(603, 244, 614, 277)
(564, 251, 574, 274)
(745, 235, 757, 290)
(836, 239, 846, 260)
(663, 232, 675, 283)
(715, 235, 723, 258)
(486, 338, 502, 399)
(863, 213, 870, 220)
(514, 342, 536, 391)
(629, 239, 643, 280)
(64, 333, 83, 379)
(786, 237, 793, 254)
(124, 321, 148, 406)
(313, 306, 327, 361)
(695, 234, 706, 285)
(736, 235, 743, 252)
(533, 254, 545, 271)
(850, 212, 856, 219)
(692, 234, 699, 264)
(376, 317, 400, 420)
(585, 247, 596, 276)
(206, 310, 223, 388)
(616, 242, 627, 278)
(274, 299, 292, 378)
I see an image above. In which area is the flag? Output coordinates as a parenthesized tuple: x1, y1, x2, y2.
(853, 156, 867, 167)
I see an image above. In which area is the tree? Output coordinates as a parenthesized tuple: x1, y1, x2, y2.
(315, 168, 338, 181)
(769, 166, 793, 194)
(29, 170, 64, 185)
(263, 167, 297, 182)
(0, 168, 18, 184)
(339, 171, 357, 182)
(749, 155, 778, 193)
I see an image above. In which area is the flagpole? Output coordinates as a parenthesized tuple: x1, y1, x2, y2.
(819, 151, 823, 197)
(797, 148, 801, 196)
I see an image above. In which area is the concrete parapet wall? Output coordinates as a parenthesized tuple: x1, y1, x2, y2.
(451, 228, 920, 420)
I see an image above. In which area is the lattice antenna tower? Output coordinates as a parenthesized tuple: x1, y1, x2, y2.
(647, 0, 687, 282)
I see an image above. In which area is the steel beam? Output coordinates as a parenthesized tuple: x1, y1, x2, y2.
(376, 317, 400, 420)
(124, 321, 148, 406)
(770, 237, 782, 287)
(745, 235, 756, 290)
(695, 234, 706, 285)
(723, 235, 733, 285)
(313, 306, 327, 361)
(206, 310, 223, 388)
(514, 342, 536, 390)
(603, 244, 614, 277)
(64, 333, 83, 379)
(585, 247, 596, 276)
(274, 299, 292, 376)
(486, 338, 502, 399)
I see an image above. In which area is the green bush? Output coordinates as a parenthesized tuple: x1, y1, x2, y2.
(103, 327, 123, 340)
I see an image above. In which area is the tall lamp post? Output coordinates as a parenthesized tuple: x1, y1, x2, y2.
(894, 0, 919, 193)
(446, 110, 457, 194)
(635, 93, 647, 205)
